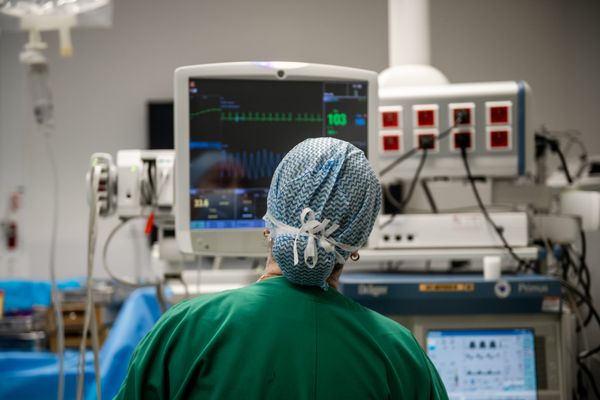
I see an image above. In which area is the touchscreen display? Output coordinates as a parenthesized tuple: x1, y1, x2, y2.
(426, 329, 537, 400)
(188, 78, 368, 229)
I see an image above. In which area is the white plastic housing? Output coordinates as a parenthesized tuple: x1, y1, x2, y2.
(375, 212, 529, 249)
(174, 62, 379, 256)
(116, 150, 175, 219)
(378, 80, 534, 180)
(560, 191, 600, 231)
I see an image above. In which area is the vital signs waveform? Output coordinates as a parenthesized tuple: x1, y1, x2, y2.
(190, 108, 221, 118)
(222, 111, 322, 123)
(191, 108, 322, 123)
(221, 149, 285, 180)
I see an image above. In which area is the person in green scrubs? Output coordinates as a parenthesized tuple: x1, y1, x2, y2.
(116, 138, 448, 399)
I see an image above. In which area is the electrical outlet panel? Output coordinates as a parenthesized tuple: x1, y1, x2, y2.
(378, 81, 533, 179)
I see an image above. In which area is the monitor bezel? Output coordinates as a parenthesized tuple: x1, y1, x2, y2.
(425, 327, 538, 399)
(174, 62, 378, 256)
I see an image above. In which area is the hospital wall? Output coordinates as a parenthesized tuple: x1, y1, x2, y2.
(0, 0, 599, 332)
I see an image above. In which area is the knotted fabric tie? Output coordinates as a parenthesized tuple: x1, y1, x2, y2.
(264, 208, 358, 269)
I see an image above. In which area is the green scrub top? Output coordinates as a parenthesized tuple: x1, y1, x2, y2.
(115, 276, 448, 400)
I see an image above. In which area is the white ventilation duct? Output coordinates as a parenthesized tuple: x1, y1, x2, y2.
(380, 0, 449, 88)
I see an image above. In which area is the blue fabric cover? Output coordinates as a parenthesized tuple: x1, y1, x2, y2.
(0, 280, 82, 313)
(0, 287, 161, 399)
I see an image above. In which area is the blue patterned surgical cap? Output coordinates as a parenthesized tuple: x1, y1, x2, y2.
(264, 137, 382, 288)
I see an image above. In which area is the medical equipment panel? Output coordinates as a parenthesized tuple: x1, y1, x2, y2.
(174, 62, 379, 256)
(339, 274, 574, 400)
(187, 78, 368, 230)
(378, 81, 533, 179)
(411, 315, 572, 400)
(426, 328, 537, 400)
(375, 212, 528, 249)
(115, 150, 174, 220)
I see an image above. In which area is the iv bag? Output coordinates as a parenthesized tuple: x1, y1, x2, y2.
(0, 0, 109, 17)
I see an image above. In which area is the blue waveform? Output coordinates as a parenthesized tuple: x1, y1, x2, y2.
(221, 149, 285, 180)
(190, 141, 225, 150)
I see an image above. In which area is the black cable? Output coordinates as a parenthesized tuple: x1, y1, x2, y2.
(381, 149, 428, 228)
(378, 111, 467, 228)
(560, 131, 588, 178)
(380, 117, 462, 177)
(581, 277, 593, 328)
(569, 246, 591, 302)
(577, 359, 600, 399)
(148, 162, 157, 204)
(576, 232, 592, 302)
(555, 147, 574, 184)
(563, 133, 588, 160)
(400, 149, 428, 211)
(579, 343, 600, 360)
(421, 179, 438, 213)
(560, 280, 600, 328)
(578, 230, 588, 286)
(564, 232, 594, 327)
(535, 133, 573, 184)
(563, 246, 589, 298)
(573, 383, 581, 400)
(380, 147, 419, 177)
(576, 369, 585, 400)
(561, 245, 571, 282)
(459, 146, 526, 268)
(562, 246, 587, 333)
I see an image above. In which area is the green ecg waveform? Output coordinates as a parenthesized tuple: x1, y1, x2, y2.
(190, 109, 323, 123)
(190, 108, 221, 118)
(222, 111, 322, 123)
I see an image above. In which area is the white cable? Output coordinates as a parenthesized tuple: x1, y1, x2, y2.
(102, 217, 160, 288)
(77, 165, 102, 400)
(89, 171, 101, 400)
(89, 301, 102, 400)
(180, 274, 190, 300)
(196, 256, 203, 296)
(154, 168, 170, 206)
(76, 162, 164, 399)
(103, 163, 171, 288)
(28, 60, 65, 400)
(44, 129, 65, 400)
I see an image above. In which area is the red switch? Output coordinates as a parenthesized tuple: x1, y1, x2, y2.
(381, 111, 399, 128)
(490, 107, 509, 124)
(381, 134, 401, 152)
(417, 110, 436, 127)
(489, 129, 510, 149)
(487, 102, 512, 125)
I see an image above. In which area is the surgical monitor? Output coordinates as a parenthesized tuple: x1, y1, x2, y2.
(174, 62, 378, 256)
(426, 328, 537, 400)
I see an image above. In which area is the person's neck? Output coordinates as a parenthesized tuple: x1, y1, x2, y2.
(258, 256, 341, 289)
(258, 257, 283, 281)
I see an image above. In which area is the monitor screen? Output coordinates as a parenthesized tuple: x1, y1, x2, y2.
(426, 329, 537, 400)
(148, 101, 174, 149)
(187, 78, 368, 230)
